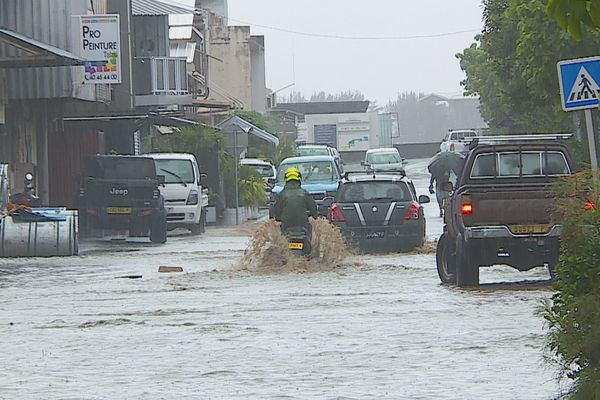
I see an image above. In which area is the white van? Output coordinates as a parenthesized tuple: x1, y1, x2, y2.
(148, 153, 208, 234)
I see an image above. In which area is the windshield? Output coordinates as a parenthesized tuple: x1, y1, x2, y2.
(85, 157, 157, 180)
(247, 164, 275, 178)
(154, 159, 195, 184)
(298, 147, 330, 156)
(278, 161, 337, 182)
(338, 181, 412, 202)
(367, 152, 401, 165)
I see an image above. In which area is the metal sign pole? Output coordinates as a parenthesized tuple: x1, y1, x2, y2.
(584, 109, 599, 172)
(234, 129, 239, 225)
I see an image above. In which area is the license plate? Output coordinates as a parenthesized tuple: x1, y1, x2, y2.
(509, 224, 551, 234)
(366, 231, 385, 239)
(289, 242, 304, 250)
(107, 207, 132, 215)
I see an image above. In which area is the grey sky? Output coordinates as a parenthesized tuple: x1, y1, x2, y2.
(227, 0, 484, 103)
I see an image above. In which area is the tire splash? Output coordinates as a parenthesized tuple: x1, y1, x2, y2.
(238, 218, 349, 274)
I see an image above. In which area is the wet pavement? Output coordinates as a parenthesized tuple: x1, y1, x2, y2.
(0, 159, 566, 399)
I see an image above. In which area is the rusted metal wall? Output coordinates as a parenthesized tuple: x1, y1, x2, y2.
(0, 0, 88, 100)
(48, 122, 99, 208)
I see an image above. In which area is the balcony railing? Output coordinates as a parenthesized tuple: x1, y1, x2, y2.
(135, 57, 191, 106)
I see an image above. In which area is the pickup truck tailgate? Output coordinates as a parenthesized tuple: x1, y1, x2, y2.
(460, 185, 555, 226)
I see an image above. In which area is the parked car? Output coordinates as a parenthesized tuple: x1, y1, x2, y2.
(240, 158, 277, 189)
(440, 129, 478, 154)
(297, 144, 343, 165)
(362, 148, 406, 172)
(436, 134, 574, 286)
(78, 155, 167, 243)
(270, 155, 343, 216)
(326, 172, 429, 252)
(147, 153, 208, 235)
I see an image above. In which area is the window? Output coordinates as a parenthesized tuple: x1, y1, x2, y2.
(470, 151, 571, 178)
(86, 157, 157, 180)
(278, 161, 337, 182)
(297, 147, 330, 156)
(338, 181, 411, 202)
(155, 159, 195, 184)
(367, 152, 401, 164)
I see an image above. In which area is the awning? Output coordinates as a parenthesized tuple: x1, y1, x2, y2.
(0, 28, 85, 68)
(218, 115, 280, 146)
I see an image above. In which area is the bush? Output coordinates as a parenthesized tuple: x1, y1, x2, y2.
(222, 158, 266, 208)
(545, 169, 600, 399)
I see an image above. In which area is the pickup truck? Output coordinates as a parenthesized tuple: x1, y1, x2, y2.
(440, 129, 478, 154)
(436, 136, 574, 286)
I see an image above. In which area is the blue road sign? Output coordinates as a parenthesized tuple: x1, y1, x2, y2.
(557, 56, 600, 111)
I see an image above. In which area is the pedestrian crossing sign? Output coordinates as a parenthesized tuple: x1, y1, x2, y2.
(558, 56, 600, 111)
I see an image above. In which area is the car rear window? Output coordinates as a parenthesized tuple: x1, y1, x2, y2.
(470, 151, 571, 178)
(367, 152, 401, 164)
(298, 147, 330, 156)
(338, 181, 412, 202)
(86, 157, 157, 180)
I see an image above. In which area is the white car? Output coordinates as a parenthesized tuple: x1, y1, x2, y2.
(440, 129, 478, 153)
(239, 158, 277, 185)
(362, 148, 406, 173)
(297, 144, 343, 165)
(148, 153, 208, 234)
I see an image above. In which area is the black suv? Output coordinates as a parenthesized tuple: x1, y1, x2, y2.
(79, 155, 168, 243)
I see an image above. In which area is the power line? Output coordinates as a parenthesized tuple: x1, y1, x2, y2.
(157, 0, 480, 40)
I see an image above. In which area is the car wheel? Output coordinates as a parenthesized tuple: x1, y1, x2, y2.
(436, 232, 456, 284)
(150, 215, 167, 244)
(190, 210, 206, 235)
(455, 236, 479, 287)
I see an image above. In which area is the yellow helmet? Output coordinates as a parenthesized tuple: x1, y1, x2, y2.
(284, 167, 302, 183)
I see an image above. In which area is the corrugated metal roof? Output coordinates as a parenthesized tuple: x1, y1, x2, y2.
(132, 0, 193, 16)
(0, 28, 85, 68)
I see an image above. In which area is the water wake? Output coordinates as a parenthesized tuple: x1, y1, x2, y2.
(238, 218, 349, 274)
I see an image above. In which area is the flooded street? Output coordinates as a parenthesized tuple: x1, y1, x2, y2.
(0, 160, 564, 399)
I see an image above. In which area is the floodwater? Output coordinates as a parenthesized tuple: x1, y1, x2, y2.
(0, 160, 568, 399)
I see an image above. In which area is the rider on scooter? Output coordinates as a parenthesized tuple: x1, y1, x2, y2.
(273, 167, 318, 237)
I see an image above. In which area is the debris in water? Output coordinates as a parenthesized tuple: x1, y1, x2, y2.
(158, 266, 184, 273)
(238, 218, 349, 274)
(115, 275, 143, 279)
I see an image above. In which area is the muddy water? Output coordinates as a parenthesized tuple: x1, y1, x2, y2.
(0, 159, 567, 399)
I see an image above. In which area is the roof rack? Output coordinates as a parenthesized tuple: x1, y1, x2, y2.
(469, 134, 573, 149)
(342, 169, 406, 180)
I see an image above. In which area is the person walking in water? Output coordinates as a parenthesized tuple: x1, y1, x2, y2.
(429, 169, 451, 217)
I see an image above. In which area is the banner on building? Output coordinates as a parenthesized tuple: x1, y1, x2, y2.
(78, 14, 121, 84)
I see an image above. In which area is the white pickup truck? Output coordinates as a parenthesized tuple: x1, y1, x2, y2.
(148, 153, 209, 235)
(440, 129, 478, 154)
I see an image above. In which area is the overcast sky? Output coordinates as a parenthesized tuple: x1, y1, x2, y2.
(226, 0, 484, 104)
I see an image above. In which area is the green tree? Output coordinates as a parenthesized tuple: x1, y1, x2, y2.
(546, 170, 600, 399)
(547, 0, 600, 40)
(457, 0, 600, 133)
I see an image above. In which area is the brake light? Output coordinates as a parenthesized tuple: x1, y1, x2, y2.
(79, 188, 85, 197)
(153, 189, 160, 199)
(450, 143, 455, 151)
(461, 203, 473, 215)
(585, 200, 595, 211)
(404, 202, 420, 220)
(329, 204, 345, 222)
(186, 190, 199, 205)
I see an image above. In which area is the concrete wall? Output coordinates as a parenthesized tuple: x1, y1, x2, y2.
(250, 36, 266, 113)
(206, 12, 252, 109)
(201, 0, 228, 20)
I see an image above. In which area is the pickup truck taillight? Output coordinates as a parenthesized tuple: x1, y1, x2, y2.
(153, 189, 160, 199)
(461, 203, 473, 215)
(329, 204, 345, 222)
(79, 188, 85, 197)
(186, 190, 199, 205)
(404, 202, 420, 220)
(585, 200, 595, 211)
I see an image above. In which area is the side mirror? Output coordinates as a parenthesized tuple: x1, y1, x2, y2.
(321, 196, 335, 209)
(360, 161, 366, 166)
(157, 175, 166, 185)
(402, 160, 408, 166)
(418, 195, 430, 204)
(267, 178, 276, 185)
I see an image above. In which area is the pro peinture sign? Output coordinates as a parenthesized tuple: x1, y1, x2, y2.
(77, 14, 121, 84)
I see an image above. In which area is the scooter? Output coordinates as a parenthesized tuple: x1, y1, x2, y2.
(283, 225, 312, 257)
(9, 173, 42, 208)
